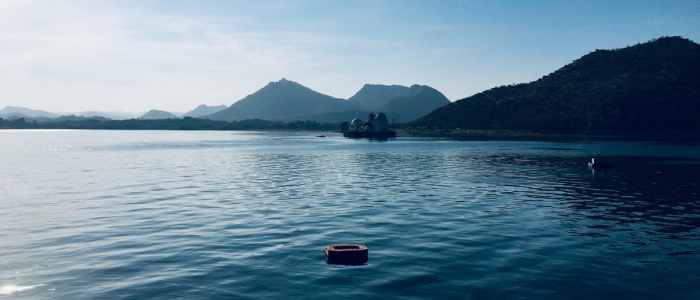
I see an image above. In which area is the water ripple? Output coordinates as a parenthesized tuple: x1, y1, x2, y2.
(0, 131, 698, 299)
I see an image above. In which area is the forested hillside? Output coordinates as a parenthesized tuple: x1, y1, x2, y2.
(412, 37, 700, 132)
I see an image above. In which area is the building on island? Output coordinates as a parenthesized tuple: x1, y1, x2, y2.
(342, 112, 396, 138)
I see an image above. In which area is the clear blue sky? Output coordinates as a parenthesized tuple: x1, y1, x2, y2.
(1, 0, 698, 113)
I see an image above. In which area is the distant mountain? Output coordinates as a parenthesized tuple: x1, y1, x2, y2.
(203, 79, 360, 121)
(377, 85, 451, 122)
(183, 105, 228, 118)
(412, 36, 700, 132)
(0, 107, 143, 120)
(0, 106, 58, 118)
(347, 84, 411, 110)
(284, 110, 407, 124)
(139, 110, 179, 120)
(55, 115, 111, 122)
(77, 111, 143, 120)
(0, 112, 57, 123)
(0, 112, 31, 120)
(282, 83, 449, 123)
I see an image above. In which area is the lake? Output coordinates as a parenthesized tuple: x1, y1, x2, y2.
(1, 130, 699, 299)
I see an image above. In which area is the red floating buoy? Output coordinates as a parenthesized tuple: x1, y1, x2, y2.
(325, 244, 368, 265)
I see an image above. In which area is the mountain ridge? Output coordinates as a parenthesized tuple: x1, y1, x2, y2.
(211, 80, 451, 123)
(377, 85, 451, 122)
(183, 105, 228, 118)
(411, 36, 700, 132)
(203, 79, 360, 121)
(0, 106, 59, 118)
(347, 84, 411, 110)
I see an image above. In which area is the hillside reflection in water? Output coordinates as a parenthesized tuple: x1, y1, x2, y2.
(470, 154, 700, 246)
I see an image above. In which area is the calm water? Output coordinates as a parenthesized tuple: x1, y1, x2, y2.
(1, 130, 699, 299)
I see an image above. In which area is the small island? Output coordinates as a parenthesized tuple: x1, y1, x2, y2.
(341, 112, 396, 138)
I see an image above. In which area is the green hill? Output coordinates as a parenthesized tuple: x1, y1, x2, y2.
(411, 36, 700, 132)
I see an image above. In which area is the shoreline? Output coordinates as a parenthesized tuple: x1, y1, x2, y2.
(2, 127, 699, 142)
(396, 129, 700, 142)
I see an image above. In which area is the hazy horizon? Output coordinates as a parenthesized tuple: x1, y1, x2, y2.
(1, 0, 698, 112)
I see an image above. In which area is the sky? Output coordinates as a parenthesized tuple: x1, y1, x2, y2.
(1, 0, 698, 113)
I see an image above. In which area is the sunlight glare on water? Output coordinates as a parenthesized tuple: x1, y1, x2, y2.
(0, 284, 44, 295)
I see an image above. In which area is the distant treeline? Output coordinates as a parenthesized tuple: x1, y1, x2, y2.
(0, 117, 346, 131)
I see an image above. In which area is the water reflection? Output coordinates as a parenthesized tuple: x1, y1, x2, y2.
(2, 131, 699, 299)
(469, 153, 700, 247)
